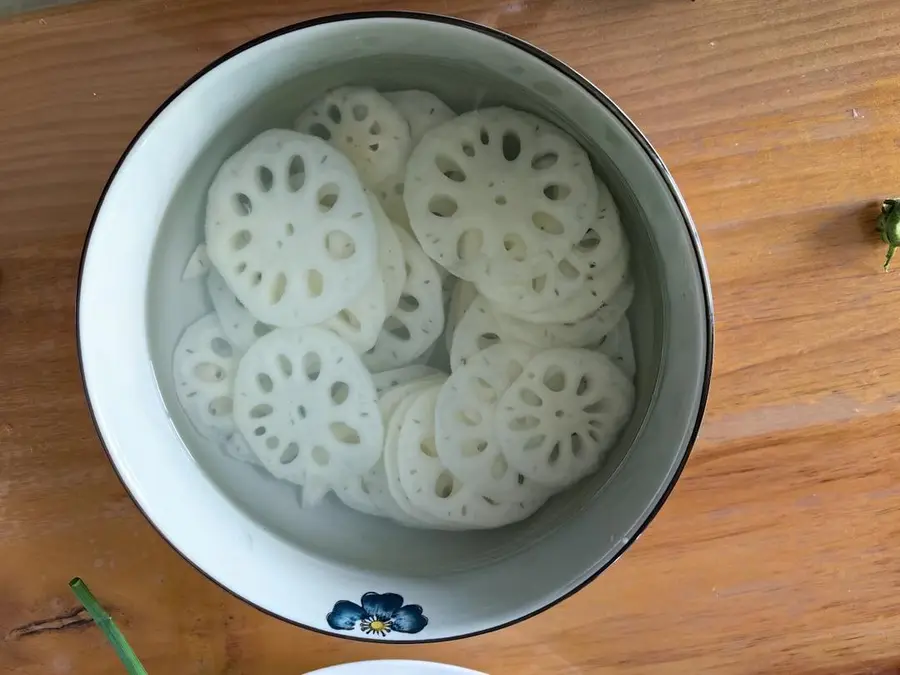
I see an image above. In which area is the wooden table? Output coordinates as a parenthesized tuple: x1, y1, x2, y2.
(2, 0, 900, 672)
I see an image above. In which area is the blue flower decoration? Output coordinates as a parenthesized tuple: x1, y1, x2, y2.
(326, 592, 428, 636)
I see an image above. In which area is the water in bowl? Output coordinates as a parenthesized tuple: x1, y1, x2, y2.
(146, 55, 662, 577)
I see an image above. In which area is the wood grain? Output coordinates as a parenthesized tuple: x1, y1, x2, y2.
(3, 0, 900, 673)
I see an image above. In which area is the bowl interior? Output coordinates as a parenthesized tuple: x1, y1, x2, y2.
(147, 55, 662, 575)
(82, 14, 709, 639)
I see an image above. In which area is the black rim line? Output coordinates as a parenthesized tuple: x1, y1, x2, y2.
(75, 10, 715, 645)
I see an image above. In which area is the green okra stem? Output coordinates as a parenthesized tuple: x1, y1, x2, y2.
(69, 577, 148, 675)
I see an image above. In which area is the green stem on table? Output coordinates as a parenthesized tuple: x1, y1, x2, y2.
(877, 198, 900, 271)
(69, 577, 148, 675)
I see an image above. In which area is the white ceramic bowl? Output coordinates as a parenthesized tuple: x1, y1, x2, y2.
(78, 12, 712, 643)
(305, 661, 484, 675)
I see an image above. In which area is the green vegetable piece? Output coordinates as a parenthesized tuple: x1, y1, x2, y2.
(69, 577, 148, 675)
(877, 198, 900, 271)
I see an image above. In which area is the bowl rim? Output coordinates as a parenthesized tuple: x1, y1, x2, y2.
(76, 10, 714, 644)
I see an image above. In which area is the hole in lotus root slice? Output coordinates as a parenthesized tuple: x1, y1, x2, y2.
(524, 434, 547, 451)
(420, 437, 439, 458)
(330, 381, 350, 405)
(397, 386, 547, 527)
(403, 107, 598, 282)
(508, 414, 540, 431)
(256, 373, 274, 393)
(276, 354, 293, 378)
(308, 123, 331, 141)
(434, 471, 457, 498)
(435, 155, 467, 182)
(286, 155, 306, 192)
(233, 193, 252, 216)
(543, 183, 572, 201)
(250, 403, 273, 419)
(501, 131, 521, 161)
(429, 195, 458, 218)
(455, 230, 483, 263)
(338, 309, 361, 332)
(193, 362, 226, 383)
(269, 273, 287, 305)
(362, 226, 444, 373)
(325, 229, 355, 259)
(436, 343, 547, 502)
(208, 396, 233, 417)
(210, 337, 233, 359)
(327, 104, 343, 124)
(231, 230, 252, 251)
(205, 130, 377, 328)
(233, 327, 382, 487)
(312, 445, 331, 466)
(384, 316, 411, 341)
(398, 294, 420, 312)
(542, 366, 566, 392)
(302, 351, 322, 381)
(571, 433, 584, 457)
(531, 151, 559, 170)
(280, 442, 300, 464)
(531, 212, 565, 235)
(295, 87, 412, 187)
(461, 438, 489, 457)
(456, 408, 483, 426)
(317, 183, 341, 213)
(557, 258, 580, 280)
(306, 269, 325, 298)
(352, 103, 368, 121)
(256, 165, 274, 192)
(520, 388, 543, 407)
(490, 454, 510, 480)
(502, 234, 527, 262)
(173, 314, 241, 435)
(496, 348, 635, 489)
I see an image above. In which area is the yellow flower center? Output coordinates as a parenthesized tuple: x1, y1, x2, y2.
(369, 620, 386, 632)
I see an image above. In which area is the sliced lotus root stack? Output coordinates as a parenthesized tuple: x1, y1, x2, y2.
(395, 385, 548, 528)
